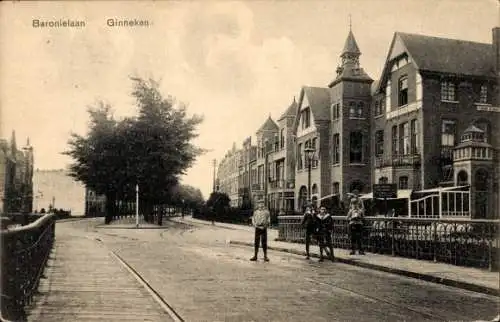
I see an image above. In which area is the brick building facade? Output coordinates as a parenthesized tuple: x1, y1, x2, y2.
(215, 27, 500, 218)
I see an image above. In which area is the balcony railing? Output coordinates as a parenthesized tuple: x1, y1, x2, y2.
(269, 179, 295, 190)
(278, 215, 499, 271)
(375, 154, 421, 168)
(1, 213, 56, 321)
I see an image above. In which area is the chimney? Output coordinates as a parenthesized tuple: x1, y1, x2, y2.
(493, 27, 500, 76)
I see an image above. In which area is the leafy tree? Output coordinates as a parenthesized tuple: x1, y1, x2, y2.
(64, 78, 205, 223)
(206, 191, 230, 213)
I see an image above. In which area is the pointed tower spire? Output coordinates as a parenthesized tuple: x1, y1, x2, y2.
(328, 20, 372, 88)
(341, 30, 361, 58)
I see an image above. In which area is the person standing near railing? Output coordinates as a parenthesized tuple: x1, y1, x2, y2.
(315, 206, 335, 262)
(347, 190, 365, 255)
(300, 203, 316, 260)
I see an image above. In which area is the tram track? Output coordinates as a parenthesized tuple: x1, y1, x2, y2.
(93, 236, 185, 322)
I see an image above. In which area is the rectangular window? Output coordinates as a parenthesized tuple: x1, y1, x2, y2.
(332, 103, 340, 119)
(399, 176, 409, 189)
(416, 73, 422, 101)
(257, 165, 263, 185)
(398, 76, 408, 106)
(375, 130, 384, 156)
(349, 102, 356, 118)
(280, 128, 285, 149)
(402, 122, 410, 155)
(311, 137, 318, 167)
(297, 143, 303, 169)
(333, 134, 340, 164)
(302, 108, 311, 129)
(411, 119, 419, 154)
(441, 81, 456, 101)
(441, 120, 456, 146)
(386, 81, 391, 113)
(479, 84, 488, 104)
(391, 125, 398, 156)
(349, 131, 363, 163)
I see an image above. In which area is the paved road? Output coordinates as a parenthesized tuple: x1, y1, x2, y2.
(50, 219, 499, 322)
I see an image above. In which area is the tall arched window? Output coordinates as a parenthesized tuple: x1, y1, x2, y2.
(298, 186, 308, 211)
(312, 184, 318, 195)
(457, 170, 468, 186)
(332, 182, 340, 195)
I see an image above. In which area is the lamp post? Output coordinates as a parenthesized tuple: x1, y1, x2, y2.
(304, 147, 316, 205)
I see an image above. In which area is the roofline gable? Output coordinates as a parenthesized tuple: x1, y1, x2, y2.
(376, 32, 420, 93)
(292, 87, 306, 136)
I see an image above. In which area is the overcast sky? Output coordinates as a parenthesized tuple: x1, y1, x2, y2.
(1, 0, 498, 199)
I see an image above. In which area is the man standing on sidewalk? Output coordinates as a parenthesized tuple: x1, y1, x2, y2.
(300, 203, 316, 260)
(250, 199, 270, 262)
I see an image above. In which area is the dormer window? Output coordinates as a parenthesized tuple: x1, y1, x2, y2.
(398, 76, 408, 106)
(479, 84, 488, 104)
(441, 81, 456, 102)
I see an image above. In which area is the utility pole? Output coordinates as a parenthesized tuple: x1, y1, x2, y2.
(135, 184, 139, 228)
(212, 159, 217, 192)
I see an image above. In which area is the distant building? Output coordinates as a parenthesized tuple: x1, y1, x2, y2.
(0, 132, 34, 213)
(216, 143, 241, 207)
(33, 169, 86, 215)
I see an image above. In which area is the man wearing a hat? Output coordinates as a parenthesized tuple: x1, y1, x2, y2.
(250, 198, 271, 261)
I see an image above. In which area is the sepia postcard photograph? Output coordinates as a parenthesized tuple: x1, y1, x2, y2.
(0, 0, 499, 321)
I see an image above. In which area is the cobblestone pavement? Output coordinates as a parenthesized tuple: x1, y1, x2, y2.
(47, 219, 499, 322)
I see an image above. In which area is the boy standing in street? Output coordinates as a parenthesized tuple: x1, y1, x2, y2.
(250, 199, 271, 262)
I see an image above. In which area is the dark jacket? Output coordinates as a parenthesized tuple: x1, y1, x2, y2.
(315, 213, 333, 235)
(301, 211, 316, 232)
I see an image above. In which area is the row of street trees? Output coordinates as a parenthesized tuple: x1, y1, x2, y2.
(64, 77, 205, 223)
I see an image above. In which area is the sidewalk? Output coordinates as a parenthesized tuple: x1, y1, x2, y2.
(27, 225, 171, 322)
(171, 216, 499, 297)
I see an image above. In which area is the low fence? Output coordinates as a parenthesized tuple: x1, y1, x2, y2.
(1, 213, 56, 321)
(0, 213, 44, 229)
(278, 216, 499, 271)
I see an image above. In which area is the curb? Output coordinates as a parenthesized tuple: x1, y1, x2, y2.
(229, 240, 499, 297)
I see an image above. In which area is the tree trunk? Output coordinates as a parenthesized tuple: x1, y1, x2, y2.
(104, 192, 116, 224)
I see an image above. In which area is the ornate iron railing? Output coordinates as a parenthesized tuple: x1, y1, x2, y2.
(375, 153, 421, 168)
(1, 213, 56, 321)
(278, 215, 499, 271)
